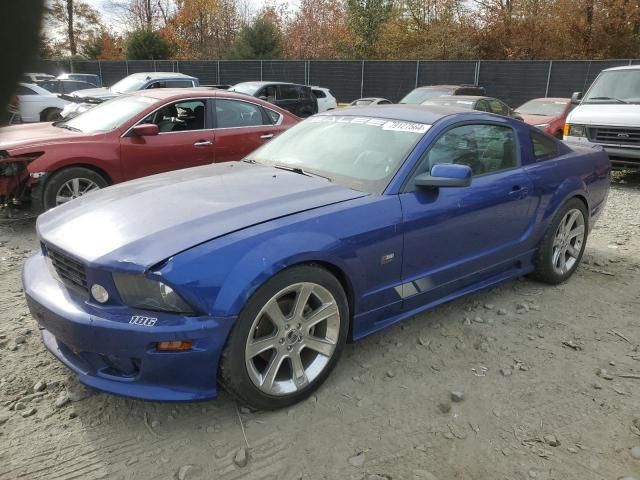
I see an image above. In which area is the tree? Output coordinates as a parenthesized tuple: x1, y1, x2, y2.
(125, 29, 173, 59)
(345, 0, 393, 58)
(284, 0, 353, 59)
(106, 0, 173, 30)
(47, 0, 102, 56)
(226, 15, 282, 59)
(81, 31, 123, 59)
(170, 0, 240, 59)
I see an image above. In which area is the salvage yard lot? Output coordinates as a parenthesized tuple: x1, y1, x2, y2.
(1, 172, 639, 480)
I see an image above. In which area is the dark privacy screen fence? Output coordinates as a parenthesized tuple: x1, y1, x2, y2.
(32, 58, 635, 107)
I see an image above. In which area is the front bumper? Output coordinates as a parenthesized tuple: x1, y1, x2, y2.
(23, 253, 236, 401)
(564, 135, 640, 168)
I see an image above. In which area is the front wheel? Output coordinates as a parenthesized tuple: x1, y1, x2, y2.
(42, 167, 108, 210)
(219, 265, 349, 410)
(531, 198, 588, 284)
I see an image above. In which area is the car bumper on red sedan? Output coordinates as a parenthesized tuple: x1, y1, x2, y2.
(22, 253, 236, 402)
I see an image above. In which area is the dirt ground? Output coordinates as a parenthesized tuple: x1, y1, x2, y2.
(1, 171, 639, 480)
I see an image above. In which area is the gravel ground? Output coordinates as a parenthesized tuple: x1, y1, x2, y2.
(1, 171, 639, 480)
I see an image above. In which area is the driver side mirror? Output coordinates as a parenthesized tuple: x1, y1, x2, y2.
(415, 164, 472, 188)
(571, 91, 583, 104)
(131, 123, 159, 137)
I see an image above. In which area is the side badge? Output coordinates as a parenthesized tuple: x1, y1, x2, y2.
(380, 253, 395, 265)
(129, 315, 157, 327)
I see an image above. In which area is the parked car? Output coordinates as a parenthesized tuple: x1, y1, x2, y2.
(423, 95, 522, 120)
(514, 98, 572, 138)
(349, 97, 392, 106)
(311, 86, 337, 112)
(229, 82, 318, 118)
(37, 79, 97, 95)
(15, 82, 69, 122)
(21, 72, 55, 83)
(22, 105, 610, 409)
(564, 65, 640, 168)
(0, 89, 298, 211)
(57, 73, 102, 87)
(203, 84, 232, 90)
(61, 72, 200, 118)
(400, 84, 485, 104)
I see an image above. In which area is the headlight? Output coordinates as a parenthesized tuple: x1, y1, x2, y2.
(564, 124, 586, 137)
(535, 123, 549, 130)
(113, 273, 195, 313)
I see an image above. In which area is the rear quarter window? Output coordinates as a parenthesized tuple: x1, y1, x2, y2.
(531, 131, 559, 161)
(312, 89, 326, 98)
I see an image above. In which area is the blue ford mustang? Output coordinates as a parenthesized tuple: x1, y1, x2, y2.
(23, 105, 610, 409)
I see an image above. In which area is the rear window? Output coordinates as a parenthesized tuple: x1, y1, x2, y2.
(400, 88, 453, 104)
(16, 85, 37, 95)
(165, 80, 193, 88)
(531, 131, 558, 160)
(312, 89, 326, 99)
(279, 85, 299, 100)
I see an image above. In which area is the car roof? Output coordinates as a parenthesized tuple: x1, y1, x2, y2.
(354, 97, 388, 101)
(414, 84, 480, 90)
(320, 104, 471, 123)
(429, 95, 487, 101)
(521, 97, 570, 102)
(233, 81, 302, 87)
(126, 72, 197, 80)
(604, 65, 640, 72)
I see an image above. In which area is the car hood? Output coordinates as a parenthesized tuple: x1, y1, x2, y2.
(70, 87, 116, 100)
(568, 104, 640, 126)
(37, 162, 367, 270)
(0, 122, 85, 151)
(517, 113, 556, 125)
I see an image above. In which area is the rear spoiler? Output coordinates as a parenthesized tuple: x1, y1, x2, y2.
(58, 94, 105, 104)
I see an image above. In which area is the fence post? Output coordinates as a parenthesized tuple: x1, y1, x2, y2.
(153, 60, 157, 72)
(415, 60, 419, 88)
(176, 60, 180, 72)
(125, 60, 129, 75)
(217, 61, 221, 84)
(474, 60, 480, 86)
(360, 60, 365, 98)
(545, 60, 553, 97)
(98, 60, 102, 83)
(260, 60, 263, 81)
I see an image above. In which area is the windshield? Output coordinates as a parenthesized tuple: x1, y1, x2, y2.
(59, 95, 157, 133)
(110, 76, 148, 93)
(400, 88, 451, 104)
(228, 83, 261, 96)
(583, 70, 640, 104)
(516, 99, 568, 116)
(423, 97, 474, 109)
(247, 115, 429, 193)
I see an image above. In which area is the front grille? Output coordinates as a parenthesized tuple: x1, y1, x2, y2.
(588, 126, 640, 147)
(46, 244, 88, 293)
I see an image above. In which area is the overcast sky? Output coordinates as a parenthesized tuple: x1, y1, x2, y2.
(83, 0, 300, 29)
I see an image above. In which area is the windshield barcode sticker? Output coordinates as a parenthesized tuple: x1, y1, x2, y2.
(382, 121, 431, 133)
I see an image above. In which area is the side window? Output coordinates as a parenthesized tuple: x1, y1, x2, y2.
(146, 81, 165, 89)
(142, 99, 206, 132)
(475, 99, 490, 112)
(278, 85, 299, 100)
(413, 124, 517, 179)
(312, 89, 326, 99)
(16, 85, 36, 95)
(264, 108, 282, 125)
(216, 99, 266, 128)
(39, 81, 58, 93)
(379, 100, 392, 105)
(488, 99, 509, 116)
(165, 80, 193, 88)
(531, 131, 558, 160)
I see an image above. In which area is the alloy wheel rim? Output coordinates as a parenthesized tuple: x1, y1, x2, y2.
(245, 282, 340, 396)
(56, 178, 100, 205)
(551, 208, 585, 275)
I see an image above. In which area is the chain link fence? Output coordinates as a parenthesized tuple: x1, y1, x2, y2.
(30, 58, 636, 107)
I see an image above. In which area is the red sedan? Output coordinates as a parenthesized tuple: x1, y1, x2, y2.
(514, 97, 572, 138)
(0, 89, 299, 211)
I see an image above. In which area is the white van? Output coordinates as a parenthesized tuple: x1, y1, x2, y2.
(564, 65, 640, 168)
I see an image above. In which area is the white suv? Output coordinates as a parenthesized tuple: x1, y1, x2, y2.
(564, 65, 640, 168)
(311, 86, 337, 112)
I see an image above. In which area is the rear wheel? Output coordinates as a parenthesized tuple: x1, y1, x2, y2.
(531, 198, 588, 284)
(219, 265, 349, 410)
(41, 108, 62, 122)
(42, 167, 108, 210)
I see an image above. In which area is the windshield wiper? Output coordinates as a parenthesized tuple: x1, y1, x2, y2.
(53, 122, 82, 132)
(273, 164, 333, 182)
(586, 96, 629, 104)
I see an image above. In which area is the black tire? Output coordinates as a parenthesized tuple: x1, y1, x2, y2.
(42, 167, 109, 211)
(42, 108, 62, 122)
(531, 198, 588, 284)
(219, 265, 349, 410)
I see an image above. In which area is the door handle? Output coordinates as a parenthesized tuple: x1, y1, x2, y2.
(509, 186, 529, 199)
(260, 134, 274, 140)
(194, 140, 213, 147)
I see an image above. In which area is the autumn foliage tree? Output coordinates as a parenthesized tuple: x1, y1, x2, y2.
(47, 0, 102, 56)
